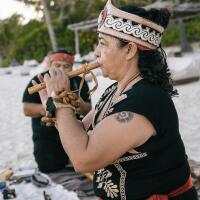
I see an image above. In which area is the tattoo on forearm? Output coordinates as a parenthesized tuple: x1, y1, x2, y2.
(114, 112, 133, 123)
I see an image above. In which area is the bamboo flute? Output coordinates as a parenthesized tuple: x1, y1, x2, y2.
(28, 62, 100, 94)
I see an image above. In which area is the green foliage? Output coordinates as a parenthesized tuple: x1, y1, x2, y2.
(1, 0, 200, 65)
(18, 20, 42, 36)
(162, 26, 180, 47)
(9, 20, 76, 63)
(160, 18, 200, 47)
(120, 0, 155, 6)
(185, 17, 200, 42)
(0, 14, 22, 66)
(10, 21, 50, 63)
(55, 25, 75, 54)
(1, 58, 9, 67)
(79, 31, 98, 55)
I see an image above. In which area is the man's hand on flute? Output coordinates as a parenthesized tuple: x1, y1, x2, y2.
(32, 74, 48, 107)
(43, 67, 71, 97)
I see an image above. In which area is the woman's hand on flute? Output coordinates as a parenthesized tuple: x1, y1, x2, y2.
(43, 67, 71, 98)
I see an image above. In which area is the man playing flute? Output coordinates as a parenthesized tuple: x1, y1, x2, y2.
(22, 49, 91, 173)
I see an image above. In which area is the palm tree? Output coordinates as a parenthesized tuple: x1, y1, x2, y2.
(40, 0, 57, 51)
(16, 0, 58, 51)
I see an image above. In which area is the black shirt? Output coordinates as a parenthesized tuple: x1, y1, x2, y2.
(22, 71, 91, 173)
(90, 79, 191, 200)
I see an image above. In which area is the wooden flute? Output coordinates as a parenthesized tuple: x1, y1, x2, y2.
(28, 62, 100, 94)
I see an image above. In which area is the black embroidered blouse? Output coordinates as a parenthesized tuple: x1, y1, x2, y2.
(88, 79, 190, 200)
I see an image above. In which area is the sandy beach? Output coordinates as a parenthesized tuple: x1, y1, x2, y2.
(0, 74, 35, 170)
(0, 72, 200, 171)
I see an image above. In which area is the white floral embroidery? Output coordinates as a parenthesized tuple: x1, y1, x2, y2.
(92, 84, 117, 128)
(96, 168, 119, 199)
(104, 107, 114, 116)
(104, 14, 162, 47)
(104, 93, 128, 117)
(114, 164, 126, 200)
(113, 94, 127, 105)
(113, 152, 148, 164)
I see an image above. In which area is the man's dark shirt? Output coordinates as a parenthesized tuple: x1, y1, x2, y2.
(22, 71, 91, 172)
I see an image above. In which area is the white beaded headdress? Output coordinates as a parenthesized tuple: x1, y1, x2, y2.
(98, 0, 165, 50)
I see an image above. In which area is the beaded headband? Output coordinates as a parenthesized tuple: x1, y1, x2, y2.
(98, 0, 165, 50)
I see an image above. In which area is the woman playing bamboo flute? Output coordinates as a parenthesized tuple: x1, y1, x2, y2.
(35, 0, 198, 199)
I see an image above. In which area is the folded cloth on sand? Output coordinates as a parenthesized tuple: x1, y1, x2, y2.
(46, 164, 96, 199)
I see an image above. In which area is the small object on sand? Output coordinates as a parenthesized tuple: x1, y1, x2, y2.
(9, 178, 23, 185)
(0, 169, 13, 181)
(2, 187, 16, 199)
(43, 191, 51, 200)
(31, 173, 50, 187)
(0, 182, 6, 190)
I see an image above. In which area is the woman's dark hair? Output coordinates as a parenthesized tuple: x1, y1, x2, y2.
(118, 6, 178, 97)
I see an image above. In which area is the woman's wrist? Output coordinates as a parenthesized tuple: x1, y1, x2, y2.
(45, 97, 56, 115)
(39, 107, 46, 116)
(55, 106, 74, 115)
(45, 94, 79, 116)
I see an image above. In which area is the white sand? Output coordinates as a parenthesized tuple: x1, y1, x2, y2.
(0, 74, 35, 170)
(0, 73, 200, 171)
(173, 81, 200, 162)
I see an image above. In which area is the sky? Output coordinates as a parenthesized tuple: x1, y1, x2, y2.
(0, 0, 39, 23)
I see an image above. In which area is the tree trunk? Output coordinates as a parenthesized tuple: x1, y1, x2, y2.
(40, 0, 57, 51)
(178, 19, 192, 53)
(175, 0, 192, 53)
